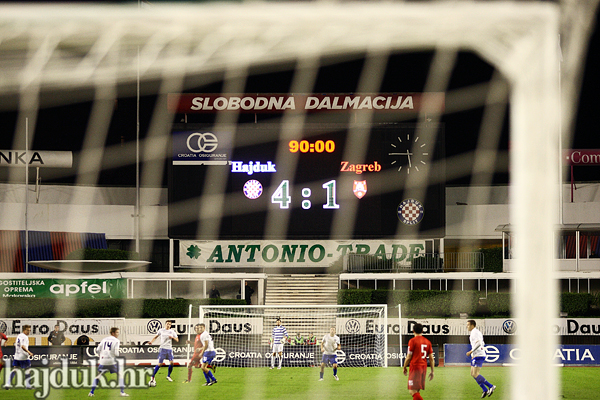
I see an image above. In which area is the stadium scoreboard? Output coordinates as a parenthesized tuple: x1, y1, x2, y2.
(168, 122, 445, 239)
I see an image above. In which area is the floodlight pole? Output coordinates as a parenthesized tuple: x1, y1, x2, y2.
(135, 0, 141, 254)
(25, 117, 29, 273)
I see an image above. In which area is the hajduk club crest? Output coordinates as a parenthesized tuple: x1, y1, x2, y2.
(397, 198, 424, 225)
(243, 179, 263, 199)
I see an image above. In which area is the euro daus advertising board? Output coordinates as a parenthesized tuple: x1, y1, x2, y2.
(335, 317, 600, 336)
(119, 317, 600, 347)
(0, 318, 124, 346)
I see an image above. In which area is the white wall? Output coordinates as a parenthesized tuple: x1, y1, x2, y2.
(0, 184, 167, 239)
(445, 204, 508, 239)
(1, 183, 599, 240)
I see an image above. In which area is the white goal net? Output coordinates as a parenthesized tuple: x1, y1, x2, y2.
(196, 305, 387, 368)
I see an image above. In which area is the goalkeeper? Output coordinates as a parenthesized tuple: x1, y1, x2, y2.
(270, 318, 288, 370)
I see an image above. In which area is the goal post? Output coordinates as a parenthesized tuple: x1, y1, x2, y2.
(398, 303, 403, 368)
(198, 304, 388, 368)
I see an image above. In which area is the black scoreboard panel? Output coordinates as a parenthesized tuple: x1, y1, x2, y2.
(169, 123, 445, 239)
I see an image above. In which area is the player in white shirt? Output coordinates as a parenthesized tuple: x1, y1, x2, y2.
(466, 320, 496, 398)
(8, 324, 34, 389)
(270, 318, 288, 370)
(149, 320, 179, 384)
(197, 323, 218, 386)
(319, 327, 341, 381)
(88, 327, 128, 397)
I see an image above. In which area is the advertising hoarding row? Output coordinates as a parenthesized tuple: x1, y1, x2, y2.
(4, 317, 600, 347)
(444, 344, 600, 366)
(0, 279, 126, 299)
(1, 344, 439, 368)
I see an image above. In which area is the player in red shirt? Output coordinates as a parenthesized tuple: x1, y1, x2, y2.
(0, 331, 7, 373)
(183, 324, 215, 383)
(183, 324, 203, 383)
(403, 323, 435, 400)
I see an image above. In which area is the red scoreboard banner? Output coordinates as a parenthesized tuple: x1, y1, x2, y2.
(167, 93, 445, 114)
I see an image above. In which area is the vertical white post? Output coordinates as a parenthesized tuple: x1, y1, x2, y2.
(576, 230, 580, 272)
(169, 239, 174, 273)
(398, 303, 403, 367)
(558, 34, 563, 225)
(509, 9, 560, 400)
(187, 303, 192, 365)
(383, 305, 388, 368)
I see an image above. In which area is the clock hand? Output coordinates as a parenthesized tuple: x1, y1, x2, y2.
(388, 151, 413, 167)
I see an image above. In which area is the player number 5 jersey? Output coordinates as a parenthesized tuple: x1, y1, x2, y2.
(407, 335, 432, 367)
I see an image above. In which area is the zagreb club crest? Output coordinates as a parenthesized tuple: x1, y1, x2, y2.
(397, 198, 424, 225)
(353, 180, 367, 199)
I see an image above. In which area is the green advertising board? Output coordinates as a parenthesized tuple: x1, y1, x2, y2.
(0, 279, 126, 299)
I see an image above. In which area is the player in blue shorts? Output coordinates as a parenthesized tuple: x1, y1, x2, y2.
(466, 320, 496, 398)
(197, 323, 217, 386)
(319, 327, 340, 381)
(148, 320, 178, 385)
(8, 324, 34, 389)
(89, 327, 128, 397)
(270, 318, 288, 370)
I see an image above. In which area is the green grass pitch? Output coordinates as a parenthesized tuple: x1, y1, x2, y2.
(2, 366, 599, 399)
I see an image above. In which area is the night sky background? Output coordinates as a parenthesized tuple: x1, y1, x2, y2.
(0, 2, 598, 188)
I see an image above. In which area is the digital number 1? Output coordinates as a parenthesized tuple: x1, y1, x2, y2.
(322, 180, 340, 209)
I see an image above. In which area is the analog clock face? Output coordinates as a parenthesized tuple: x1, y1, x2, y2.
(388, 133, 429, 174)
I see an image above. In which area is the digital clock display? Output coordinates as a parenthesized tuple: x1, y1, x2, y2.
(169, 123, 445, 239)
(289, 140, 335, 153)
